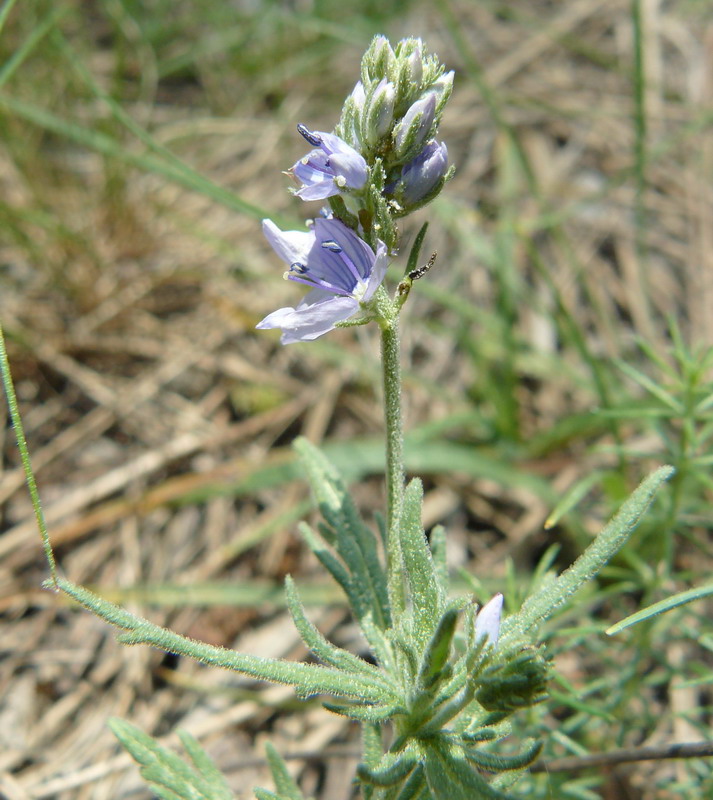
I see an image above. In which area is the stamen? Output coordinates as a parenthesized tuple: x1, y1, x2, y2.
(287, 272, 351, 296)
(297, 124, 322, 147)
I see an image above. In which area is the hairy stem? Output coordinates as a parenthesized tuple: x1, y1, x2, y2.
(381, 316, 406, 616)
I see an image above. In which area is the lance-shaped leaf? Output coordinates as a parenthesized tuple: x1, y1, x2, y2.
(284, 575, 392, 687)
(356, 747, 421, 787)
(108, 718, 233, 800)
(400, 479, 444, 648)
(429, 524, 448, 593)
(502, 465, 674, 641)
(58, 578, 391, 703)
(464, 738, 542, 772)
(424, 739, 513, 800)
(323, 699, 403, 723)
(394, 765, 428, 800)
(258, 742, 308, 800)
(417, 607, 458, 690)
(294, 438, 391, 630)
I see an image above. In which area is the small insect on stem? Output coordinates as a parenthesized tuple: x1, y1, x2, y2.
(408, 251, 437, 282)
(396, 252, 437, 307)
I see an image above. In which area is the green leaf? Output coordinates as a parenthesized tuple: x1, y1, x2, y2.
(178, 731, 234, 794)
(606, 582, 713, 635)
(357, 748, 420, 787)
(424, 740, 512, 800)
(464, 738, 542, 772)
(294, 438, 391, 630)
(108, 718, 233, 800)
(400, 479, 444, 648)
(544, 471, 604, 529)
(322, 699, 402, 723)
(504, 465, 674, 640)
(429, 525, 449, 593)
(0, 93, 276, 224)
(394, 765, 428, 800)
(263, 742, 307, 800)
(58, 578, 393, 703)
(418, 608, 458, 690)
(284, 576, 391, 687)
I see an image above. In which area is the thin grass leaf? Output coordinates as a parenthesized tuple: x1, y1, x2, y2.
(0, 0, 20, 36)
(615, 359, 683, 412)
(0, 5, 67, 90)
(406, 221, 429, 274)
(606, 583, 713, 635)
(0, 93, 275, 222)
(544, 471, 604, 529)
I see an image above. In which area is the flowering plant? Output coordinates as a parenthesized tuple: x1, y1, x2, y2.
(0, 34, 673, 800)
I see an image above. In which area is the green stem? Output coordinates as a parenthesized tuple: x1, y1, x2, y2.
(0, 323, 58, 587)
(380, 314, 406, 616)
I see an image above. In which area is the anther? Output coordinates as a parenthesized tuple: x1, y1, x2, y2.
(297, 124, 322, 147)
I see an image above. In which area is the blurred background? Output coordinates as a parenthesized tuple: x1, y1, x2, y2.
(1, 0, 713, 798)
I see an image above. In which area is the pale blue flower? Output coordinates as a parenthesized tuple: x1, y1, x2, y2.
(257, 218, 387, 344)
(474, 593, 503, 648)
(291, 126, 368, 201)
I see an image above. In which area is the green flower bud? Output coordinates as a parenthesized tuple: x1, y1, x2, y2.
(364, 78, 396, 147)
(362, 35, 395, 84)
(475, 646, 549, 714)
(393, 92, 437, 161)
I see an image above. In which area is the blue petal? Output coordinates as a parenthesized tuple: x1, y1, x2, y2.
(313, 218, 375, 281)
(262, 220, 314, 266)
(474, 594, 503, 648)
(257, 293, 359, 344)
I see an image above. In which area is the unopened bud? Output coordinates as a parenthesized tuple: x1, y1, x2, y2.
(364, 78, 396, 146)
(395, 140, 449, 206)
(393, 92, 437, 160)
(475, 647, 549, 714)
(363, 35, 395, 82)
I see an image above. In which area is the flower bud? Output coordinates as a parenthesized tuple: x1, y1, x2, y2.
(341, 81, 366, 147)
(475, 647, 549, 714)
(431, 70, 455, 116)
(395, 140, 449, 206)
(364, 78, 396, 146)
(362, 35, 395, 83)
(403, 42, 423, 87)
(349, 80, 366, 114)
(393, 92, 437, 160)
